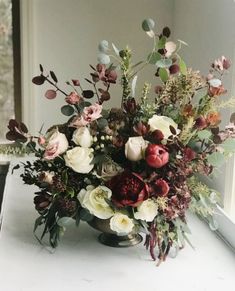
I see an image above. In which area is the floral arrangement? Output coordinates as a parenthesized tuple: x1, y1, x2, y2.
(7, 19, 235, 264)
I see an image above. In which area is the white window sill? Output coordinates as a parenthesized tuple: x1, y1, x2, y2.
(0, 162, 235, 290)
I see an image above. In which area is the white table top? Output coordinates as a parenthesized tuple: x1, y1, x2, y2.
(0, 160, 235, 291)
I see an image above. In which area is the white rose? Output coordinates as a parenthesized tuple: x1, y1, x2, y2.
(44, 128, 69, 160)
(95, 160, 123, 181)
(148, 115, 180, 139)
(110, 213, 134, 235)
(78, 185, 114, 219)
(64, 146, 94, 173)
(134, 199, 158, 222)
(125, 136, 148, 161)
(72, 127, 93, 148)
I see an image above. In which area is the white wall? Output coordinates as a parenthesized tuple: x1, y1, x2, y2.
(21, 0, 174, 132)
(173, 0, 235, 200)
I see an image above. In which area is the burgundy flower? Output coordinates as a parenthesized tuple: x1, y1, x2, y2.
(133, 121, 150, 136)
(152, 130, 164, 142)
(145, 144, 169, 168)
(108, 171, 149, 207)
(183, 147, 196, 162)
(151, 178, 170, 197)
(154, 85, 163, 94)
(34, 192, 52, 211)
(124, 98, 137, 114)
(195, 116, 207, 129)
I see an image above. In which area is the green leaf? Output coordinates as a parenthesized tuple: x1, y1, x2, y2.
(98, 40, 109, 53)
(147, 52, 161, 64)
(197, 130, 211, 140)
(97, 53, 110, 65)
(34, 215, 45, 232)
(221, 138, 235, 152)
(57, 217, 74, 227)
(91, 154, 106, 165)
(179, 59, 187, 75)
(62, 170, 68, 184)
(157, 36, 166, 49)
(207, 152, 225, 167)
(79, 208, 94, 222)
(61, 105, 75, 116)
(156, 58, 172, 68)
(66, 186, 75, 197)
(142, 18, 155, 32)
(159, 68, 169, 82)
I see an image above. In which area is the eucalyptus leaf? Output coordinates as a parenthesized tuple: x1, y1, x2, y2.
(97, 53, 110, 65)
(57, 217, 74, 227)
(179, 59, 187, 75)
(142, 18, 155, 32)
(97, 118, 108, 129)
(61, 105, 74, 116)
(98, 40, 109, 53)
(207, 152, 225, 167)
(157, 36, 166, 49)
(156, 58, 172, 68)
(147, 52, 161, 64)
(159, 68, 169, 82)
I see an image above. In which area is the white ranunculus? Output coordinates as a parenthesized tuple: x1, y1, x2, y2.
(134, 199, 158, 222)
(78, 185, 114, 219)
(44, 128, 69, 160)
(125, 136, 148, 161)
(148, 115, 180, 139)
(64, 146, 94, 173)
(110, 213, 134, 235)
(165, 41, 177, 58)
(72, 127, 93, 148)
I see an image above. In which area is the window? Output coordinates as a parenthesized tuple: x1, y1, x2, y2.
(0, 0, 21, 143)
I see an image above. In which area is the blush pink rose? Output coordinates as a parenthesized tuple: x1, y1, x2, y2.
(65, 92, 82, 105)
(44, 129, 69, 160)
(83, 103, 102, 123)
(69, 115, 89, 127)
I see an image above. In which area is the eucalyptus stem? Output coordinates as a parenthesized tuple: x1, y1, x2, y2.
(45, 77, 68, 96)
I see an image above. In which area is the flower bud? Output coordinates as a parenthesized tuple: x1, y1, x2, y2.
(145, 144, 169, 168)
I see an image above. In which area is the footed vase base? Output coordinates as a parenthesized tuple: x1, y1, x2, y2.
(98, 233, 143, 248)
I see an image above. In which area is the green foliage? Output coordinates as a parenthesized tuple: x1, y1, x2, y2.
(207, 152, 225, 167)
(188, 176, 220, 224)
(142, 18, 155, 32)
